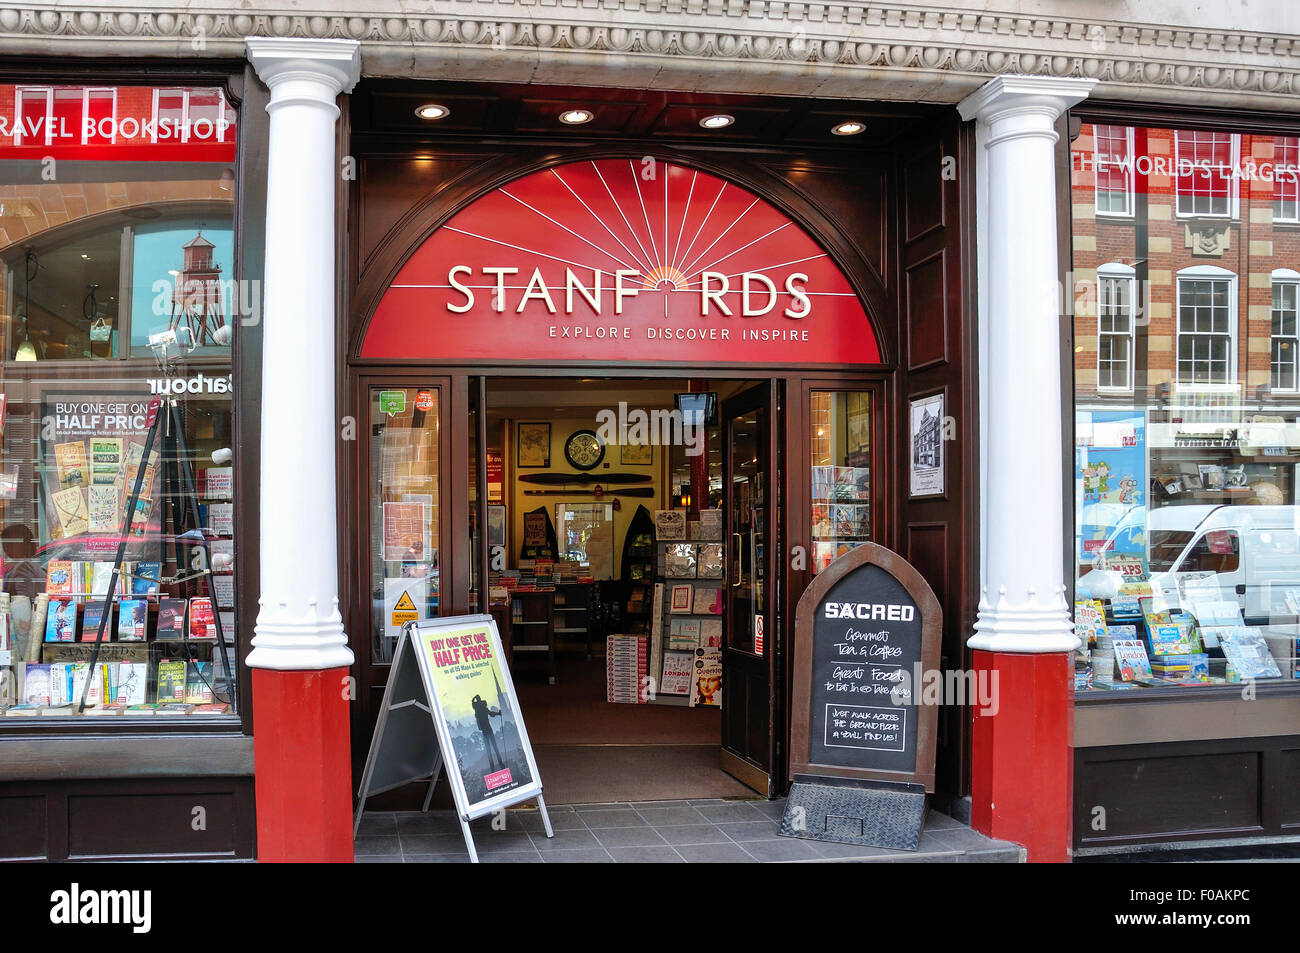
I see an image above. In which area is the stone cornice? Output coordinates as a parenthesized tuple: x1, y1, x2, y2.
(0, 2, 1297, 111)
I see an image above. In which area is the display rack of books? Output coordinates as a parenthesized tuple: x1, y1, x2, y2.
(810, 464, 871, 574)
(645, 508, 725, 709)
(200, 464, 236, 699)
(618, 510, 656, 635)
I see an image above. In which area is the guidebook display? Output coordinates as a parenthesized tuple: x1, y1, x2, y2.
(642, 512, 726, 708)
(1072, 573, 1296, 692)
(810, 464, 870, 573)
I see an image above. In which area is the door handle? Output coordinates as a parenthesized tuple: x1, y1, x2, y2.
(1235, 584, 1246, 595)
(732, 532, 743, 587)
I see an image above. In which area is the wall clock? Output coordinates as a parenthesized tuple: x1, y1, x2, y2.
(564, 429, 605, 471)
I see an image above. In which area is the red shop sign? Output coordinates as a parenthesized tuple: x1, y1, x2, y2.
(362, 159, 880, 365)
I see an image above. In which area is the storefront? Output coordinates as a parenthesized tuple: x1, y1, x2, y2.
(1, 5, 1298, 865)
(342, 88, 976, 807)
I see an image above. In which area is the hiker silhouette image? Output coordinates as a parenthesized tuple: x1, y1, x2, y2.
(471, 693, 504, 771)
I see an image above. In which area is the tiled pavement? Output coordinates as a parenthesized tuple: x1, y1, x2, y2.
(354, 798, 1025, 863)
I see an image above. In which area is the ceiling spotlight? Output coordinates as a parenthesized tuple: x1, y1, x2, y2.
(832, 120, 866, 136)
(699, 114, 735, 130)
(559, 109, 594, 125)
(414, 103, 450, 121)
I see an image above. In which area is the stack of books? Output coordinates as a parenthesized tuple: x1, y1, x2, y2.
(605, 634, 647, 705)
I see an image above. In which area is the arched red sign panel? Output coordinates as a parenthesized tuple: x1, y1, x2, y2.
(361, 159, 881, 364)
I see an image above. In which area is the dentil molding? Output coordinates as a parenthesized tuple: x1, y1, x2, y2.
(0, 1, 1297, 110)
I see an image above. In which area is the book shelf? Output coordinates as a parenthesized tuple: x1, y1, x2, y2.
(509, 590, 555, 685)
(645, 535, 725, 708)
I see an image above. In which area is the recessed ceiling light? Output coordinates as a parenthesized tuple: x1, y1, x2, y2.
(414, 103, 450, 121)
(559, 109, 594, 125)
(832, 120, 866, 136)
(699, 114, 735, 130)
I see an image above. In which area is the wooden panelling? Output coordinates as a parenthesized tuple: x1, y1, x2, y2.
(893, 114, 975, 799)
(1276, 747, 1300, 828)
(0, 795, 47, 860)
(68, 792, 238, 859)
(906, 523, 950, 607)
(1074, 736, 1300, 847)
(905, 250, 949, 370)
(357, 155, 484, 269)
(1076, 748, 1263, 845)
(901, 144, 947, 245)
(1, 777, 254, 862)
(769, 164, 889, 284)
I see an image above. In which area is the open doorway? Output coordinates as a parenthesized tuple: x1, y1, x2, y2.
(474, 376, 770, 803)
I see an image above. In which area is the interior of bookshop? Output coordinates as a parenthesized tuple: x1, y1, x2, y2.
(372, 377, 871, 800)
(0, 83, 239, 719)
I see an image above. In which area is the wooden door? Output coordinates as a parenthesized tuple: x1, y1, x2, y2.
(720, 381, 780, 796)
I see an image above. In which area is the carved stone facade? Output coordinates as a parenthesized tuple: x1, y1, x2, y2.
(0, 1, 1296, 109)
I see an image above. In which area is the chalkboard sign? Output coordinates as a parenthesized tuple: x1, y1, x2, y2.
(790, 543, 941, 791)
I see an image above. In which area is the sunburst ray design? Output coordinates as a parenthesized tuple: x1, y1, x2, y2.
(642, 264, 689, 291)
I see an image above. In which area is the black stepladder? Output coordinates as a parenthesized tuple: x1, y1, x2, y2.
(75, 393, 234, 713)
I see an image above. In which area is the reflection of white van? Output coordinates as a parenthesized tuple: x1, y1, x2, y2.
(1080, 504, 1300, 622)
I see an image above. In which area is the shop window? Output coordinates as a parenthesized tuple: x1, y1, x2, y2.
(1275, 136, 1300, 223)
(1176, 267, 1236, 387)
(368, 386, 440, 663)
(809, 390, 871, 573)
(1097, 264, 1136, 391)
(1072, 119, 1300, 694)
(0, 83, 239, 719)
(1093, 124, 1135, 217)
(1272, 271, 1300, 392)
(1174, 130, 1238, 218)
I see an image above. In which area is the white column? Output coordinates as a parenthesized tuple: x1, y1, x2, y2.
(959, 75, 1096, 654)
(245, 38, 360, 671)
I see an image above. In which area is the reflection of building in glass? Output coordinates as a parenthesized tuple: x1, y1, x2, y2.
(1072, 125, 1300, 513)
(170, 231, 227, 345)
(913, 408, 940, 469)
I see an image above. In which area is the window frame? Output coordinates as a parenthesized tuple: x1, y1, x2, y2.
(1271, 268, 1300, 393)
(1174, 264, 1238, 390)
(1275, 136, 1300, 224)
(1174, 130, 1241, 219)
(1092, 124, 1135, 219)
(1095, 262, 1137, 392)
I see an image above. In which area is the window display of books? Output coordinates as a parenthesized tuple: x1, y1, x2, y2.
(1071, 580, 1296, 692)
(0, 549, 235, 716)
(810, 465, 870, 573)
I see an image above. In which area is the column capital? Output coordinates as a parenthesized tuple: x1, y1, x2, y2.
(245, 37, 361, 100)
(958, 74, 1097, 143)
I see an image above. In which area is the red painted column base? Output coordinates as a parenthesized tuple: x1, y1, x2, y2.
(970, 650, 1073, 863)
(252, 667, 355, 863)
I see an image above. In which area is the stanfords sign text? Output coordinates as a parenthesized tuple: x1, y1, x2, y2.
(362, 159, 879, 364)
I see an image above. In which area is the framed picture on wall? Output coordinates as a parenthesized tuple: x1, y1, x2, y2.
(909, 392, 945, 498)
(620, 442, 653, 465)
(487, 505, 506, 547)
(517, 422, 551, 468)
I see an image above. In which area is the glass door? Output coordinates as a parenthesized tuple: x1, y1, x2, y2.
(365, 382, 445, 664)
(721, 381, 780, 796)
